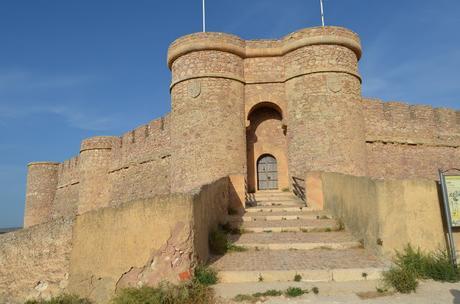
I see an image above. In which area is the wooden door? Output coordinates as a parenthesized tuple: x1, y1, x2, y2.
(257, 155, 278, 190)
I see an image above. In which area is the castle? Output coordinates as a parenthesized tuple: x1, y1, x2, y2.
(1, 26, 459, 303)
(24, 26, 460, 227)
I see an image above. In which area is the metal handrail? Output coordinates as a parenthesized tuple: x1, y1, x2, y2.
(292, 176, 306, 205)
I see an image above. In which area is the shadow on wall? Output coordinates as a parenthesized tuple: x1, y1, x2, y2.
(310, 171, 450, 257)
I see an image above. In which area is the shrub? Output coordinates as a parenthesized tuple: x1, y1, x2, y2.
(383, 244, 460, 293)
(382, 267, 418, 294)
(209, 229, 228, 255)
(194, 265, 218, 286)
(111, 281, 214, 304)
(25, 294, 92, 304)
(422, 250, 460, 282)
(285, 287, 306, 297)
(293, 274, 302, 282)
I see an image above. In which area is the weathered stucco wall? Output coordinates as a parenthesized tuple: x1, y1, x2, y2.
(66, 177, 231, 303)
(192, 177, 230, 262)
(67, 194, 194, 303)
(311, 171, 449, 257)
(0, 218, 74, 303)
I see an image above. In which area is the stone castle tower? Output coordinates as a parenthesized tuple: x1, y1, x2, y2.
(24, 26, 460, 227)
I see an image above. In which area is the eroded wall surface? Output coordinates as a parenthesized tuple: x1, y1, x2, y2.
(0, 218, 74, 303)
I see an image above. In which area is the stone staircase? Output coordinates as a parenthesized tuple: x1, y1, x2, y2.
(210, 190, 385, 283)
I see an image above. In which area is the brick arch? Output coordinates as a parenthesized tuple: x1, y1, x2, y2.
(246, 104, 288, 193)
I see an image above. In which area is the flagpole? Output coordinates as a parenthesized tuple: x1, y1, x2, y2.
(202, 0, 206, 32)
(319, 0, 325, 27)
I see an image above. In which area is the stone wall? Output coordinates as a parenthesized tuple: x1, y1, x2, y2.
(309, 171, 450, 257)
(363, 98, 460, 180)
(24, 116, 172, 227)
(108, 116, 171, 207)
(3, 177, 234, 304)
(0, 218, 74, 303)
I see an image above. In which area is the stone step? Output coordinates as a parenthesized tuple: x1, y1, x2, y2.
(228, 211, 332, 222)
(252, 192, 294, 198)
(245, 206, 314, 213)
(232, 218, 340, 233)
(246, 200, 303, 207)
(210, 248, 384, 283)
(213, 280, 381, 299)
(228, 231, 361, 250)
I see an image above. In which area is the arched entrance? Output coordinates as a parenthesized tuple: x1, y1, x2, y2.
(257, 154, 278, 190)
(246, 102, 288, 192)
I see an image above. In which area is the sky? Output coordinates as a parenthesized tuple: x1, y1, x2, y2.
(0, 0, 459, 227)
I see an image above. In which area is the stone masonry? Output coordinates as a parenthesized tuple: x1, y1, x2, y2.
(23, 26, 459, 228)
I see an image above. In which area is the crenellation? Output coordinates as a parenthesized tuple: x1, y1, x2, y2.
(434, 108, 457, 132)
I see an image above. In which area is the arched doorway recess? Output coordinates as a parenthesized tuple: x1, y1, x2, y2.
(246, 103, 288, 192)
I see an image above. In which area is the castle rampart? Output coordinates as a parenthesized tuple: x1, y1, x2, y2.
(22, 26, 459, 226)
(363, 98, 460, 179)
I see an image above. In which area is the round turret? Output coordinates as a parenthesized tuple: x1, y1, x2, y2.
(24, 162, 60, 227)
(283, 26, 367, 177)
(168, 33, 246, 192)
(78, 136, 118, 213)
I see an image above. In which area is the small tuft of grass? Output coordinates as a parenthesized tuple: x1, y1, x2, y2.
(312, 286, 319, 294)
(209, 229, 228, 255)
(227, 207, 239, 216)
(294, 274, 302, 282)
(111, 281, 214, 304)
(285, 287, 307, 298)
(227, 244, 248, 252)
(25, 294, 92, 304)
(337, 219, 345, 231)
(194, 265, 218, 286)
(281, 187, 290, 192)
(233, 294, 255, 302)
(258, 274, 264, 282)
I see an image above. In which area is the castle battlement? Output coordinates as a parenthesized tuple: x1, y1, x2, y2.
(22, 26, 459, 228)
(363, 98, 460, 147)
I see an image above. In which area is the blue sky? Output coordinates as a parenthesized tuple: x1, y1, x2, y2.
(0, 0, 459, 227)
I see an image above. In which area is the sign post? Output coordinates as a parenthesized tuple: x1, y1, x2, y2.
(439, 168, 460, 267)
